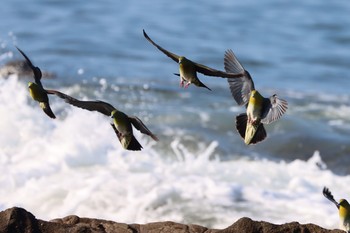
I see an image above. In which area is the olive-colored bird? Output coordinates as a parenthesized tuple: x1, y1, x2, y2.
(143, 30, 244, 91)
(224, 49, 288, 145)
(50, 91, 158, 151)
(323, 187, 350, 232)
(16, 47, 56, 119)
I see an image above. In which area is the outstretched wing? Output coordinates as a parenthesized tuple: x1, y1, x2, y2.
(128, 116, 159, 141)
(143, 29, 180, 63)
(323, 187, 339, 209)
(224, 49, 255, 106)
(47, 90, 115, 116)
(16, 46, 43, 88)
(261, 95, 288, 124)
(193, 61, 244, 78)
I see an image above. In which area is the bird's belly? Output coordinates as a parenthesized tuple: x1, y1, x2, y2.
(340, 216, 350, 231)
(114, 119, 132, 135)
(29, 87, 47, 102)
(246, 104, 262, 122)
(179, 64, 196, 82)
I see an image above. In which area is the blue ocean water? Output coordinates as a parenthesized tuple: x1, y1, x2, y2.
(1, 0, 350, 230)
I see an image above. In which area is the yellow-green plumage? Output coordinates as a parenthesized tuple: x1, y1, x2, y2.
(224, 49, 287, 145)
(28, 82, 55, 119)
(339, 199, 350, 232)
(143, 30, 244, 91)
(323, 187, 350, 232)
(48, 90, 159, 151)
(245, 90, 264, 144)
(111, 110, 136, 150)
(28, 82, 48, 102)
(17, 47, 56, 119)
(178, 57, 210, 89)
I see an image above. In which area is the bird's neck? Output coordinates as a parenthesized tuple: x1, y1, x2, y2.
(249, 91, 263, 107)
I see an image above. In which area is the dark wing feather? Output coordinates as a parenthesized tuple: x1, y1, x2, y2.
(47, 90, 115, 116)
(224, 49, 255, 106)
(323, 187, 339, 209)
(193, 61, 244, 78)
(143, 30, 180, 63)
(16, 46, 43, 87)
(261, 95, 288, 124)
(128, 116, 159, 141)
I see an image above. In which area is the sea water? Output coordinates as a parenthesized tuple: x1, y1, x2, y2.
(1, 0, 350, 230)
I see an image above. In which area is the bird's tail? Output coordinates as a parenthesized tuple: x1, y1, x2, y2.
(127, 136, 143, 151)
(235, 113, 266, 145)
(110, 124, 143, 151)
(40, 102, 56, 119)
(195, 79, 212, 91)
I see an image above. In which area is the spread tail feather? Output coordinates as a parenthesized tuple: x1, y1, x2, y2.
(127, 136, 143, 151)
(235, 113, 266, 144)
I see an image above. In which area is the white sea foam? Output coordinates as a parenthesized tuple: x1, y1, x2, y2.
(0, 77, 349, 230)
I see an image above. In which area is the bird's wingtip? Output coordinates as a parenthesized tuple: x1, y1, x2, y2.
(143, 29, 149, 38)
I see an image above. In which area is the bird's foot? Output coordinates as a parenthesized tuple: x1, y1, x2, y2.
(248, 118, 259, 125)
(184, 82, 191, 89)
(180, 80, 185, 88)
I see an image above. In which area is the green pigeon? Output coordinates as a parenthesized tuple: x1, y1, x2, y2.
(323, 187, 350, 232)
(51, 91, 159, 151)
(143, 30, 244, 91)
(224, 49, 287, 145)
(16, 47, 56, 119)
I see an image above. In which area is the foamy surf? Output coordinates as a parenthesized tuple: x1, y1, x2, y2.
(0, 77, 349, 230)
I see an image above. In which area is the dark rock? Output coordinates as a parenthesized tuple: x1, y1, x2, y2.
(0, 207, 345, 233)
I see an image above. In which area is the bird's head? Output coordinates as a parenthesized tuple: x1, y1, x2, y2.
(110, 110, 117, 118)
(179, 56, 186, 64)
(28, 82, 35, 89)
(339, 199, 350, 209)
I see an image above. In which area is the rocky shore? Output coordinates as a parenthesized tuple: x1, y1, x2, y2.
(0, 207, 344, 233)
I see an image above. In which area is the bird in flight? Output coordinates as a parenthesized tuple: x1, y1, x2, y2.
(323, 187, 350, 232)
(224, 49, 287, 145)
(16, 47, 56, 119)
(143, 30, 244, 91)
(51, 91, 159, 151)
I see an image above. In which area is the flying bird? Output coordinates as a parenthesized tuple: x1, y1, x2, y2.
(323, 187, 350, 232)
(143, 30, 244, 91)
(51, 91, 159, 151)
(16, 47, 56, 119)
(224, 49, 287, 145)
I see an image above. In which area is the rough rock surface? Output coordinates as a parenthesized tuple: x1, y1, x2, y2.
(0, 207, 344, 233)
